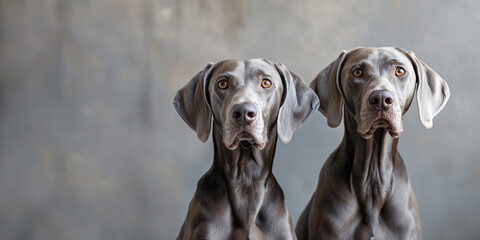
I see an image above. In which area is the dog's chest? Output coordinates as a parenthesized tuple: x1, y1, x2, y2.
(336, 190, 417, 240)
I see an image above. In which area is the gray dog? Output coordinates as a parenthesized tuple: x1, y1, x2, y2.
(174, 59, 319, 240)
(296, 47, 450, 240)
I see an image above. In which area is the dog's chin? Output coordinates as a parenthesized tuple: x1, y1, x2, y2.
(359, 118, 401, 139)
(225, 132, 266, 150)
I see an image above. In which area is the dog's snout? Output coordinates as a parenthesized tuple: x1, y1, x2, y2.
(231, 103, 257, 125)
(369, 90, 394, 110)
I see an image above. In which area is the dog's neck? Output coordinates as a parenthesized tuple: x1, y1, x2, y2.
(211, 124, 277, 229)
(342, 112, 398, 225)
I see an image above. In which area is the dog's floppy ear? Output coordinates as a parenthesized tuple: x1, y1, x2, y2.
(310, 50, 348, 128)
(173, 62, 215, 142)
(399, 48, 450, 129)
(275, 63, 320, 144)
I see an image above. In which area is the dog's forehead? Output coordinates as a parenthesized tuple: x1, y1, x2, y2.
(211, 59, 243, 77)
(211, 59, 278, 80)
(347, 48, 376, 63)
(377, 48, 411, 65)
(246, 59, 279, 78)
(347, 47, 411, 68)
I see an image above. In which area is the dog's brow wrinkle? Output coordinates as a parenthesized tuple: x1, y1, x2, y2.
(255, 69, 267, 77)
(387, 59, 402, 66)
(217, 73, 231, 80)
(357, 61, 371, 67)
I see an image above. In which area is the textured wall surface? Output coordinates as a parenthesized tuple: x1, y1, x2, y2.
(1, 0, 479, 239)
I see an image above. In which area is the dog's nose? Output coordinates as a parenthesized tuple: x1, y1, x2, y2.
(369, 90, 394, 110)
(231, 103, 257, 125)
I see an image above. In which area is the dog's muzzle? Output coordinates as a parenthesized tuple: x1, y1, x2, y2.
(359, 90, 402, 139)
(223, 103, 266, 150)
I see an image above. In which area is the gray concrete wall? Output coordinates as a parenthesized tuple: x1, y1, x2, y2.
(0, 0, 479, 239)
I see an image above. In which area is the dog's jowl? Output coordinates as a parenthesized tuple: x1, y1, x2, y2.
(295, 47, 450, 240)
(174, 59, 319, 240)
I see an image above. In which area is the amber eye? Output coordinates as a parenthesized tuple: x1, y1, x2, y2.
(353, 68, 363, 78)
(261, 79, 272, 88)
(218, 80, 228, 89)
(395, 67, 406, 77)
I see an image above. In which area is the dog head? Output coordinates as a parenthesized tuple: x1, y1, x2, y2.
(174, 59, 319, 150)
(311, 47, 450, 138)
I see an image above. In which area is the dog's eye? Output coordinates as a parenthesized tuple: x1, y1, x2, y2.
(395, 67, 406, 77)
(261, 79, 272, 88)
(353, 68, 363, 78)
(218, 80, 228, 89)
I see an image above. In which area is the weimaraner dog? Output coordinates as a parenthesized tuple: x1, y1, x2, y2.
(296, 47, 450, 240)
(174, 59, 319, 240)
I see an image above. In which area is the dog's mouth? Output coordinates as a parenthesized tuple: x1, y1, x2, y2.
(225, 130, 265, 150)
(358, 112, 402, 139)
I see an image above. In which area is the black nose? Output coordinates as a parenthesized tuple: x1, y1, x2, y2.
(231, 103, 257, 125)
(369, 90, 394, 110)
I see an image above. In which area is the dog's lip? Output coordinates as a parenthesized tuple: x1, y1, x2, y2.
(236, 131, 266, 148)
(235, 132, 255, 141)
(225, 130, 265, 150)
(372, 118, 390, 128)
(359, 115, 399, 138)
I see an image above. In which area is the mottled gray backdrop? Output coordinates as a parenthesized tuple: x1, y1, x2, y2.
(1, 0, 479, 239)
